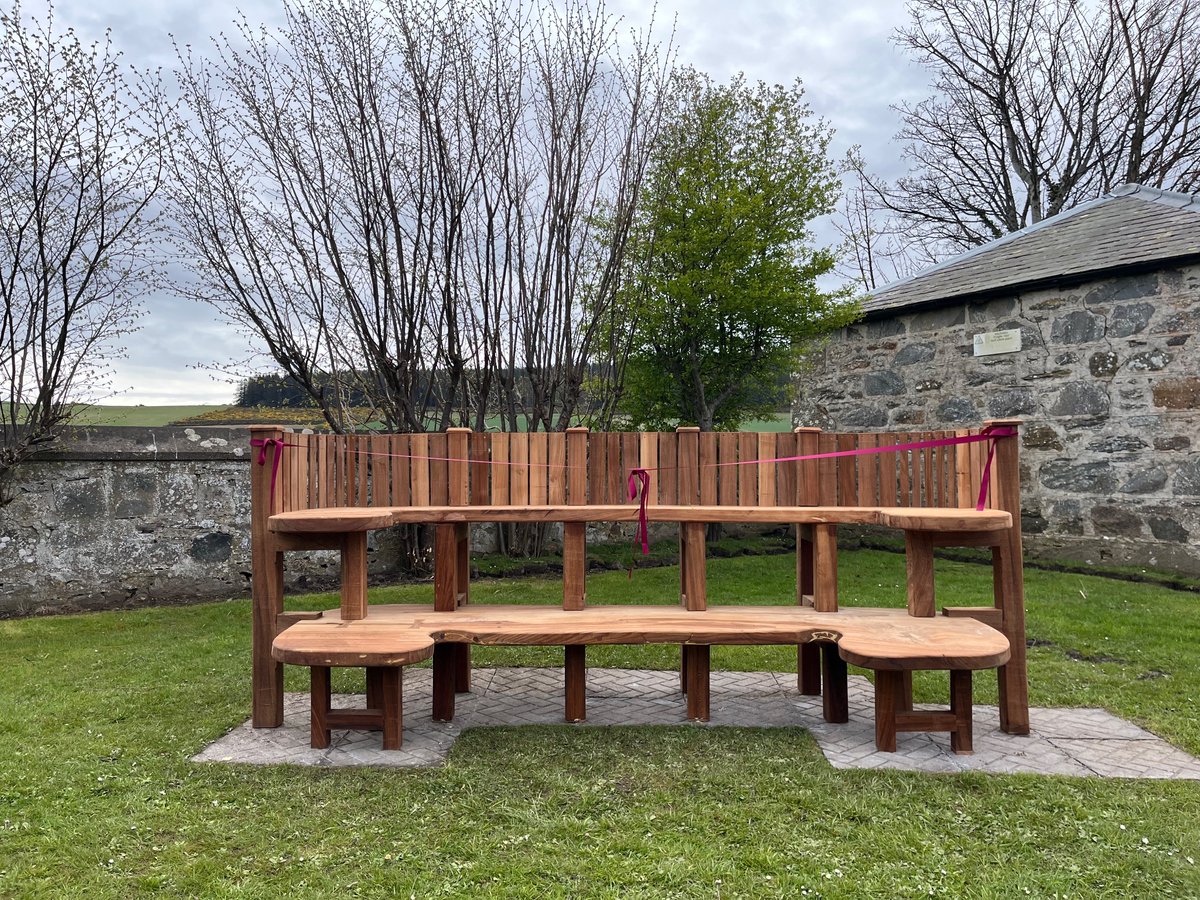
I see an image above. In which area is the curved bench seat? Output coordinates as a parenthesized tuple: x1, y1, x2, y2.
(274, 603, 1008, 666)
(268, 504, 1012, 532)
(272, 603, 1010, 752)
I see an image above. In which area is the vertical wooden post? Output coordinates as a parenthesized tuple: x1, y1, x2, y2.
(820, 645, 849, 723)
(340, 532, 369, 620)
(812, 525, 839, 612)
(677, 427, 709, 720)
(564, 427, 589, 721)
(448, 428, 472, 695)
(904, 531, 936, 617)
(874, 670, 901, 752)
(310, 666, 331, 749)
(563, 428, 588, 610)
(983, 419, 1030, 735)
(795, 427, 822, 695)
(250, 425, 287, 728)
(949, 670, 973, 754)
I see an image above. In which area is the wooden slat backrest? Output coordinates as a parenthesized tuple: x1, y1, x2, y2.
(677, 428, 699, 504)
(856, 433, 878, 505)
(529, 432, 549, 505)
(658, 431, 678, 504)
(736, 432, 755, 506)
(757, 432, 776, 507)
(639, 432, 659, 506)
(509, 432, 529, 505)
(470, 432, 491, 506)
(548, 433, 567, 505)
(273, 425, 1007, 515)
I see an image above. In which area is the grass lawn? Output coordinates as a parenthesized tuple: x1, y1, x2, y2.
(2, 549, 1199, 897)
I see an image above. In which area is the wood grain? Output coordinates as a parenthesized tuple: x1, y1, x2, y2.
(270, 504, 1011, 530)
(274, 604, 1010, 669)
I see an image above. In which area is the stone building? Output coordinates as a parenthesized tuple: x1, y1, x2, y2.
(795, 184, 1200, 575)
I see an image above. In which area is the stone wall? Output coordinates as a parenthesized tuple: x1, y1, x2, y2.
(794, 262, 1200, 575)
(0, 427, 354, 616)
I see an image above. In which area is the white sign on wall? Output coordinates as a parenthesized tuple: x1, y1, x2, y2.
(973, 328, 1022, 357)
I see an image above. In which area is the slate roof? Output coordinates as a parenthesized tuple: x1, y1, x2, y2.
(863, 184, 1200, 318)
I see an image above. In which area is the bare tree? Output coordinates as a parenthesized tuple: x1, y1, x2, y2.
(847, 0, 1200, 272)
(0, 2, 167, 494)
(167, 0, 672, 435)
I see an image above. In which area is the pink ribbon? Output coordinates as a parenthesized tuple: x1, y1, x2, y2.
(628, 467, 651, 555)
(250, 437, 287, 508)
(625, 426, 1016, 554)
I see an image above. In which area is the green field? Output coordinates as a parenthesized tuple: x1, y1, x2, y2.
(1, 549, 1198, 897)
(71, 405, 231, 427)
(70, 405, 796, 431)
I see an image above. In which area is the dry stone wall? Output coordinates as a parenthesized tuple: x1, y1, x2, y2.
(0, 427, 354, 616)
(795, 262, 1200, 575)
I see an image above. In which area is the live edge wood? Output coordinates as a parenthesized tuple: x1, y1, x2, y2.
(272, 605, 1010, 672)
(268, 504, 1013, 532)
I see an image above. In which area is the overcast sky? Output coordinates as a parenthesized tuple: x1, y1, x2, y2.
(47, 0, 927, 405)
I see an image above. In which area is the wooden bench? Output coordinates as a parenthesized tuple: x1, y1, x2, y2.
(249, 423, 1030, 753)
(273, 604, 1011, 751)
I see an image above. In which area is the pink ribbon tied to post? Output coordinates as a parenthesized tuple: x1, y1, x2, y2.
(628, 467, 651, 555)
(250, 437, 286, 507)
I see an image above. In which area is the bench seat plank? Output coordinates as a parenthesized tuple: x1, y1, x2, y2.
(269, 504, 1011, 532)
(272, 604, 1010, 671)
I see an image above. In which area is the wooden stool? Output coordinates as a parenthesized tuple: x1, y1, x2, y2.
(310, 665, 405, 750)
(873, 669, 974, 754)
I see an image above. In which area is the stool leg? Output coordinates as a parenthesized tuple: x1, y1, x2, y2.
(432, 644, 457, 721)
(565, 645, 586, 722)
(381, 668, 403, 750)
(899, 671, 914, 712)
(798, 643, 822, 695)
(311, 666, 332, 749)
(685, 645, 710, 721)
(950, 669, 973, 754)
(366, 666, 384, 712)
(821, 643, 848, 723)
(874, 670, 901, 752)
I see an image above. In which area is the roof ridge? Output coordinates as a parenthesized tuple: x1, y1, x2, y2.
(865, 182, 1200, 310)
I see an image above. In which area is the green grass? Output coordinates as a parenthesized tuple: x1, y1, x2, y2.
(2, 549, 1199, 897)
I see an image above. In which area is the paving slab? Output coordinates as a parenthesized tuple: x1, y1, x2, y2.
(192, 667, 1200, 779)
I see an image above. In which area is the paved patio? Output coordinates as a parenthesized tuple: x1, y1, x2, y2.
(194, 667, 1200, 779)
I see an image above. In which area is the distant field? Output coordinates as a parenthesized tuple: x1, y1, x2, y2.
(72, 405, 795, 431)
(72, 405, 232, 427)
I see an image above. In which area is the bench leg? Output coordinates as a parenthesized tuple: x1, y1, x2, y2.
(821, 643, 848, 724)
(798, 643, 822, 695)
(378, 667, 403, 750)
(565, 645, 586, 722)
(366, 667, 383, 710)
(874, 670, 901, 752)
(311, 666, 332, 749)
(685, 646, 710, 721)
(454, 644, 472, 694)
(950, 669, 973, 754)
(432, 644, 457, 721)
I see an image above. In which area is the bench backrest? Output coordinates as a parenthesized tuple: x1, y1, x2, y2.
(252, 424, 1019, 516)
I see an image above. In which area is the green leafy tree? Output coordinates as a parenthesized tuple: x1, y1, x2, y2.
(616, 70, 860, 431)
